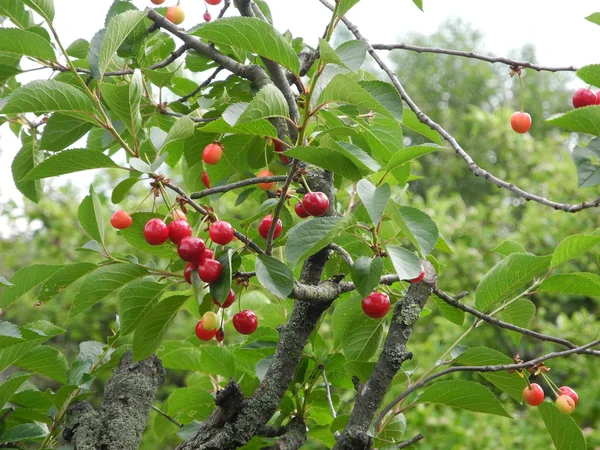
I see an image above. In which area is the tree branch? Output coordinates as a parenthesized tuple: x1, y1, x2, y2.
(334, 261, 435, 450)
(329, 243, 354, 266)
(372, 43, 578, 72)
(397, 433, 425, 449)
(261, 417, 307, 450)
(266, 160, 299, 255)
(190, 175, 289, 199)
(175, 66, 225, 103)
(317, 0, 600, 214)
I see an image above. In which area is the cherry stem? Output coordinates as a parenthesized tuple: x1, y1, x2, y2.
(541, 372, 561, 397)
(129, 189, 154, 214)
(300, 174, 312, 193)
(518, 73, 524, 113)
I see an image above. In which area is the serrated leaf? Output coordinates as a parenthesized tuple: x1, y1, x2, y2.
(161, 115, 194, 153)
(334, 141, 380, 172)
(237, 84, 289, 124)
(373, 414, 406, 447)
(335, 40, 367, 72)
(200, 118, 278, 138)
(419, 380, 511, 417)
(22, 149, 119, 181)
(15, 346, 68, 383)
(356, 179, 390, 226)
(412, 0, 424, 11)
(538, 272, 600, 297)
(547, 107, 600, 136)
(255, 255, 294, 299)
(157, 341, 202, 371)
(0, 264, 62, 308)
(129, 157, 153, 173)
(40, 114, 94, 152)
(0, 422, 48, 442)
(0, 372, 32, 408)
(358, 115, 404, 163)
(331, 298, 383, 361)
(359, 80, 403, 121)
(350, 256, 383, 298)
(101, 70, 143, 135)
(12, 133, 42, 203)
(111, 176, 142, 204)
(385, 245, 422, 280)
(386, 144, 445, 172)
(70, 264, 149, 318)
(66, 38, 89, 59)
(200, 345, 235, 378)
(0, 1, 32, 29)
(498, 299, 535, 345)
(336, 0, 361, 18)
(552, 234, 600, 267)
(119, 278, 166, 335)
(402, 108, 444, 145)
(538, 402, 586, 450)
(94, 10, 146, 79)
(283, 146, 363, 182)
(397, 205, 439, 257)
(209, 249, 232, 304)
(119, 212, 176, 258)
(432, 296, 465, 326)
(193, 17, 300, 73)
(491, 240, 526, 256)
(37, 262, 97, 302)
(78, 185, 105, 246)
(572, 138, 600, 188)
(586, 12, 600, 26)
(167, 388, 214, 424)
(22, 0, 54, 22)
(475, 254, 551, 312)
(319, 38, 348, 69)
(132, 294, 188, 360)
(0, 28, 55, 60)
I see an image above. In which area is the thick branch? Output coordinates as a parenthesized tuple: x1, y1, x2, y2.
(372, 43, 578, 72)
(261, 417, 307, 450)
(334, 261, 436, 450)
(190, 175, 289, 199)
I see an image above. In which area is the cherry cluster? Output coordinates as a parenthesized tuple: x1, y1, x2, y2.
(523, 383, 579, 415)
(150, 0, 223, 24)
(361, 268, 426, 319)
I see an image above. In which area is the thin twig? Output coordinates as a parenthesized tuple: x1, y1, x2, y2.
(175, 66, 224, 103)
(152, 405, 183, 428)
(217, 0, 231, 19)
(266, 160, 299, 255)
(329, 243, 354, 266)
(397, 433, 425, 449)
(190, 176, 288, 199)
(320, 366, 337, 419)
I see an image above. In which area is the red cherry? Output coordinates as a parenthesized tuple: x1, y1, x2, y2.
(209, 220, 234, 245)
(510, 112, 532, 134)
(302, 192, 329, 217)
(195, 321, 217, 341)
(233, 310, 258, 335)
(556, 395, 576, 415)
(168, 219, 192, 244)
(215, 328, 224, 342)
(110, 210, 132, 229)
(203, 143, 223, 165)
(151, 0, 165, 4)
(522, 383, 544, 406)
(202, 170, 211, 188)
(258, 215, 282, 240)
(294, 201, 309, 218)
(559, 386, 578, 405)
(144, 218, 169, 245)
(362, 292, 390, 319)
(213, 289, 235, 308)
(257, 169, 275, 190)
(177, 236, 206, 263)
(166, 6, 185, 24)
(596, 91, 600, 105)
(273, 140, 290, 164)
(203, 11, 212, 22)
(572, 88, 597, 108)
(201, 248, 214, 262)
(206, 0, 222, 4)
(198, 259, 222, 283)
(408, 268, 425, 284)
(184, 263, 196, 284)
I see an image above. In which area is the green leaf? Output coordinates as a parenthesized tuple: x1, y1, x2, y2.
(193, 17, 300, 74)
(70, 264, 149, 318)
(12, 133, 42, 203)
(283, 146, 363, 182)
(331, 141, 380, 173)
(576, 64, 600, 87)
(200, 345, 236, 378)
(386, 144, 445, 172)
(498, 299, 536, 345)
(209, 249, 233, 304)
(397, 205, 439, 257)
(475, 254, 551, 311)
(374, 414, 406, 448)
(552, 234, 600, 267)
(21, 0, 54, 22)
(454, 347, 526, 402)
(0, 1, 32, 28)
(157, 341, 202, 372)
(132, 294, 189, 360)
(385, 245, 422, 280)
(119, 212, 176, 258)
(572, 138, 600, 188)
(101, 70, 143, 135)
(0, 372, 32, 408)
(319, 38, 348, 69)
(336, 0, 361, 18)
(40, 114, 94, 152)
(359, 80, 403, 121)
(0, 423, 48, 442)
(66, 38, 90, 59)
(236, 84, 290, 124)
(111, 176, 142, 204)
(538, 402, 586, 450)
(356, 179, 390, 226)
(255, 255, 294, 299)
(547, 107, 600, 136)
(162, 115, 195, 152)
(200, 118, 278, 138)
(586, 12, 600, 26)
(0, 264, 63, 308)
(0, 28, 55, 60)
(167, 388, 214, 424)
(37, 262, 97, 302)
(432, 296, 465, 326)
(491, 240, 526, 256)
(538, 273, 600, 297)
(402, 108, 444, 145)
(350, 256, 383, 298)
(78, 185, 105, 246)
(14, 346, 68, 383)
(335, 40, 367, 72)
(2, 80, 97, 123)
(412, 0, 424, 11)
(119, 278, 166, 335)
(94, 10, 146, 79)
(22, 149, 119, 181)
(419, 380, 511, 418)
(358, 115, 404, 164)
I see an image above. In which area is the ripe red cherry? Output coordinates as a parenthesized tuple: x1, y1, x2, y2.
(572, 88, 597, 108)
(166, 6, 185, 24)
(203, 11, 212, 22)
(151, 0, 165, 4)
(209, 220, 234, 245)
(203, 143, 223, 165)
(198, 259, 222, 283)
(258, 215, 282, 239)
(559, 386, 578, 405)
(215, 328, 224, 342)
(295, 201, 309, 218)
(110, 210, 133, 229)
(184, 263, 196, 284)
(213, 289, 235, 308)
(233, 310, 258, 335)
(510, 112, 532, 134)
(408, 268, 425, 284)
(144, 218, 169, 245)
(362, 292, 390, 319)
(177, 236, 206, 263)
(195, 321, 217, 341)
(168, 219, 192, 244)
(257, 169, 275, 190)
(596, 91, 600, 105)
(206, 0, 222, 4)
(273, 140, 290, 164)
(522, 383, 544, 406)
(556, 395, 576, 415)
(302, 192, 329, 216)
(201, 248, 214, 262)
(202, 170, 211, 188)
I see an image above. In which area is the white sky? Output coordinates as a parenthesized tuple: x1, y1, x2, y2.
(1, 0, 599, 213)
